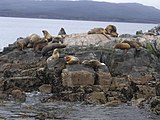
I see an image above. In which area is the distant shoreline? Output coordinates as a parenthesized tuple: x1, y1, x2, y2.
(0, 16, 158, 24)
(1, 1, 160, 24)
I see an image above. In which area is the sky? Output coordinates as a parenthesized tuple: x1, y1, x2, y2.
(93, 0, 160, 10)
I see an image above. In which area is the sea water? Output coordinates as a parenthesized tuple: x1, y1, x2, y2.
(0, 16, 157, 51)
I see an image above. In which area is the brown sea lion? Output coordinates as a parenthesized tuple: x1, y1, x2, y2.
(27, 33, 41, 44)
(121, 40, 142, 49)
(64, 55, 80, 65)
(46, 48, 60, 63)
(26, 33, 41, 48)
(110, 32, 119, 37)
(42, 30, 53, 42)
(52, 36, 65, 44)
(88, 28, 111, 39)
(33, 39, 48, 52)
(113, 42, 131, 53)
(16, 37, 30, 50)
(41, 43, 67, 56)
(105, 25, 118, 37)
(82, 59, 105, 68)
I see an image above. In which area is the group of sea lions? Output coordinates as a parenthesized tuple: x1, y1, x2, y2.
(113, 39, 143, 53)
(15, 24, 144, 66)
(16, 28, 67, 54)
(47, 47, 105, 68)
(87, 24, 143, 53)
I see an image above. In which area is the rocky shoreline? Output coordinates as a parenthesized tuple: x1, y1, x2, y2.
(0, 25, 160, 117)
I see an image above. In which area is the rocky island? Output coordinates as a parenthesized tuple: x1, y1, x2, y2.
(0, 25, 160, 119)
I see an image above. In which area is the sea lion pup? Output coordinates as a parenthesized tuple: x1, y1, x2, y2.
(105, 25, 118, 37)
(113, 42, 131, 53)
(16, 37, 30, 50)
(42, 30, 53, 42)
(33, 39, 48, 52)
(121, 40, 142, 49)
(88, 28, 111, 39)
(58, 27, 67, 37)
(64, 55, 80, 65)
(26, 33, 41, 48)
(46, 48, 60, 63)
(41, 43, 67, 56)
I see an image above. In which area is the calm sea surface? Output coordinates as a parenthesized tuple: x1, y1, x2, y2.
(0, 17, 157, 50)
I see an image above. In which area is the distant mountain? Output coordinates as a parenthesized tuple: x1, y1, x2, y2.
(0, 0, 160, 23)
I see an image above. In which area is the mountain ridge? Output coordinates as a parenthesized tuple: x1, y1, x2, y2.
(0, 0, 160, 23)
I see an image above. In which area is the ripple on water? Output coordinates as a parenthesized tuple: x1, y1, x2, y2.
(0, 92, 160, 120)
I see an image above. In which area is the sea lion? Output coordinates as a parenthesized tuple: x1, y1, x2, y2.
(58, 27, 67, 36)
(42, 30, 53, 42)
(16, 37, 29, 50)
(46, 48, 60, 63)
(113, 42, 131, 53)
(88, 28, 111, 39)
(105, 25, 118, 37)
(26, 33, 41, 48)
(27, 33, 41, 44)
(64, 55, 80, 65)
(33, 39, 48, 52)
(52, 36, 65, 44)
(110, 32, 119, 37)
(121, 40, 142, 49)
(41, 43, 67, 56)
(82, 59, 105, 68)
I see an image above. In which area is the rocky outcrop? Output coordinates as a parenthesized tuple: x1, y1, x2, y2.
(0, 26, 160, 115)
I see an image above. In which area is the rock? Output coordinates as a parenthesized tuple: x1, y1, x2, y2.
(64, 33, 111, 47)
(4, 76, 40, 91)
(47, 58, 66, 70)
(1, 28, 160, 107)
(156, 82, 160, 96)
(97, 71, 112, 86)
(136, 85, 155, 98)
(109, 77, 129, 91)
(150, 96, 160, 115)
(86, 92, 107, 104)
(62, 64, 95, 87)
(38, 84, 52, 93)
(21, 68, 37, 76)
(0, 91, 8, 100)
(11, 89, 26, 102)
(119, 34, 134, 38)
(131, 98, 145, 107)
(129, 66, 155, 85)
(92, 85, 103, 92)
(105, 100, 121, 107)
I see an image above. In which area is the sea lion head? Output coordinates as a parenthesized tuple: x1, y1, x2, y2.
(52, 48, 60, 59)
(58, 27, 66, 36)
(105, 25, 118, 37)
(42, 30, 53, 42)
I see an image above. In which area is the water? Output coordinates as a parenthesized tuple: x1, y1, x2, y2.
(0, 92, 159, 120)
(0, 17, 157, 51)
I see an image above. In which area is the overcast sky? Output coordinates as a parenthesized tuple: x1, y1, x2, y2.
(93, 0, 160, 9)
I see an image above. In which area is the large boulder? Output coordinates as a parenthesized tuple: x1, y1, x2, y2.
(62, 64, 95, 87)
